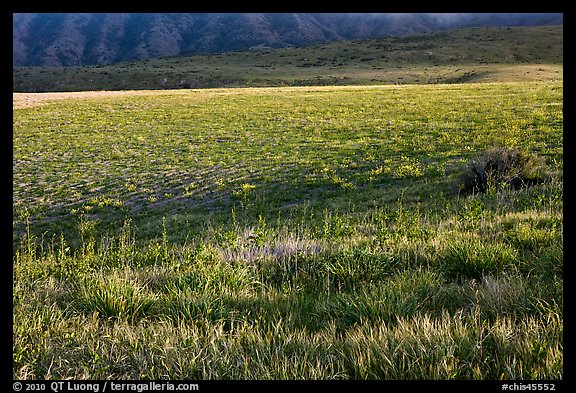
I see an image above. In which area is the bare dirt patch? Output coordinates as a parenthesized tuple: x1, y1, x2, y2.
(13, 91, 157, 109)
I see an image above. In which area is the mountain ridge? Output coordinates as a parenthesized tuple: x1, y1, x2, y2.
(13, 13, 563, 67)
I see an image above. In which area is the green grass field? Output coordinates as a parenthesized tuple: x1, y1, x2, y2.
(13, 79, 562, 379)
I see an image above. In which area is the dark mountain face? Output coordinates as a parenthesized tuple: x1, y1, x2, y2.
(13, 13, 563, 67)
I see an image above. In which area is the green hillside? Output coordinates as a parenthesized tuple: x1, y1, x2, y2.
(13, 25, 562, 92)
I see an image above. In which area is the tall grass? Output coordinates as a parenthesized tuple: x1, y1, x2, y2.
(13, 174, 562, 379)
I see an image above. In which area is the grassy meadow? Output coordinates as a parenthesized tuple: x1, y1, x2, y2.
(13, 79, 563, 379)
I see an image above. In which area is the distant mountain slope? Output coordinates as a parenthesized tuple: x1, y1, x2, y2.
(12, 13, 563, 67)
(13, 25, 563, 92)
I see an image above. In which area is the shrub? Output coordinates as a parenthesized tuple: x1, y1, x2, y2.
(458, 147, 548, 195)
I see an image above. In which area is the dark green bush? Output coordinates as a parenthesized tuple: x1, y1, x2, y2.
(459, 147, 548, 194)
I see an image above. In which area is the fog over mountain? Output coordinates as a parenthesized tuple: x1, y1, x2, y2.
(13, 13, 563, 67)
